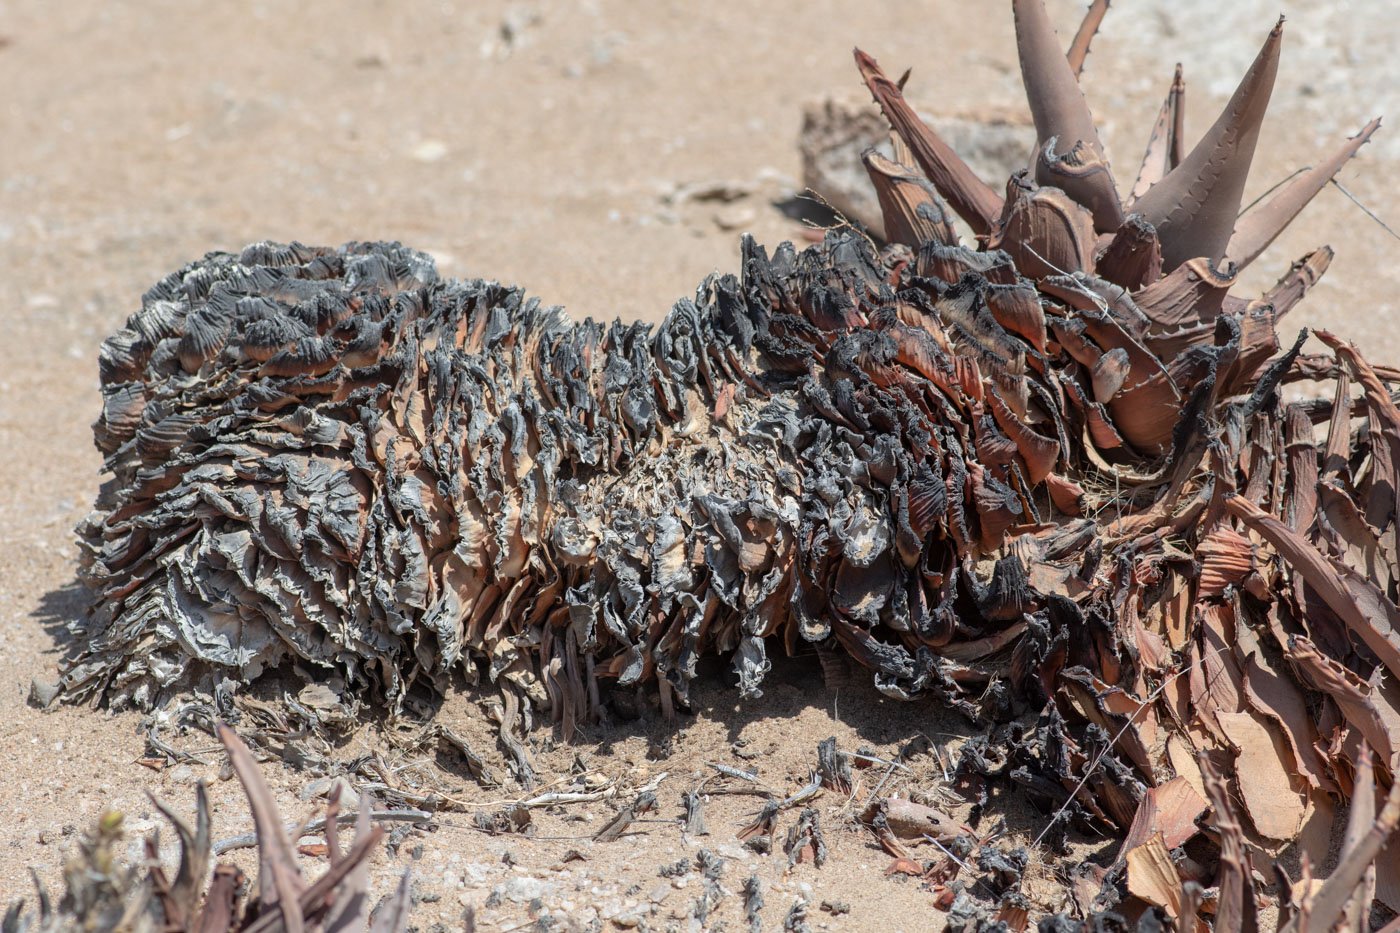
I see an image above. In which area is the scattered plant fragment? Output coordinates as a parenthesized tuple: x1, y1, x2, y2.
(4, 726, 409, 933)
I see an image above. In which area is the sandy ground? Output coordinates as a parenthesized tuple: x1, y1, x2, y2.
(3, 0, 1400, 927)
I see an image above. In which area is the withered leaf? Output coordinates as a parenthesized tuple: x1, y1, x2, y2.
(1240, 649, 1333, 792)
(1125, 833, 1184, 918)
(7, 722, 406, 933)
(866, 797, 969, 843)
(1215, 710, 1306, 841)
(1153, 777, 1209, 851)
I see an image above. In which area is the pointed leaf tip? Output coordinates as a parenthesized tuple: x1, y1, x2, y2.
(1014, 0, 1122, 231)
(1014, 0, 1100, 151)
(1228, 118, 1382, 269)
(854, 48, 1002, 235)
(218, 723, 307, 933)
(1130, 65, 1187, 203)
(1135, 19, 1284, 270)
(1066, 0, 1112, 78)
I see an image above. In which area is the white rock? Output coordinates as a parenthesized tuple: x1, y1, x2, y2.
(495, 875, 558, 904)
(613, 906, 647, 928)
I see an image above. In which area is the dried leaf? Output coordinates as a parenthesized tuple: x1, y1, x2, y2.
(1228, 495, 1400, 688)
(1280, 773, 1400, 931)
(1200, 754, 1258, 933)
(1228, 119, 1381, 269)
(1133, 19, 1282, 269)
(1216, 710, 1306, 841)
(218, 724, 306, 933)
(862, 148, 958, 250)
(854, 49, 1002, 234)
(1153, 776, 1209, 850)
(1240, 643, 1334, 792)
(1012, 0, 1123, 231)
(1130, 65, 1186, 202)
(1065, 0, 1110, 77)
(1126, 833, 1184, 917)
(868, 798, 969, 843)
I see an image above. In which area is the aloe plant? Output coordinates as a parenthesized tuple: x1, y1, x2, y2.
(55, 2, 1400, 926)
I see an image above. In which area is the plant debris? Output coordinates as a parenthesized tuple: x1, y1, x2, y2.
(783, 808, 828, 870)
(682, 789, 709, 836)
(592, 790, 658, 842)
(743, 873, 765, 932)
(3, 726, 408, 933)
(52, 0, 1400, 928)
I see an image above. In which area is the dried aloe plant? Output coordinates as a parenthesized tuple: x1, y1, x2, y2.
(60, 1, 1400, 926)
(3, 727, 408, 933)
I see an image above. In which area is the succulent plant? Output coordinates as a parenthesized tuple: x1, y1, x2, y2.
(3, 727, 409, 933)
(60, 0, 1400, 925)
